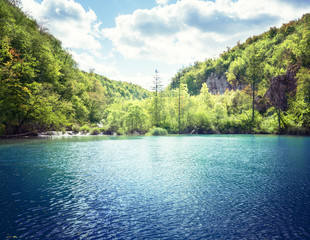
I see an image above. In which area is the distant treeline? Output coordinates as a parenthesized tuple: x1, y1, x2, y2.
(1, 0, 309, 136)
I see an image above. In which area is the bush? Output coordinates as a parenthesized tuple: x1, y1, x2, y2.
(147, 127, 168, 136)
(60, 127, 66, 134)
(72, 124, 80, 133)
(80, 124, 90, 133)
(90, 127, 100, 135)
(260, 113, 278, 134)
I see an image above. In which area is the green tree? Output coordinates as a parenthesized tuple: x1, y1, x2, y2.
(291, 68, 310, 128)
(245, 45, 264, 123)
(151, 69, 163, 127)
(177, 78, 190, 133)
(124, 103, 149, 133)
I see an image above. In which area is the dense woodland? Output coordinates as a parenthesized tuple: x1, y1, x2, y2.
(0, 0, 150, 136)
(1, 0, 310, 136)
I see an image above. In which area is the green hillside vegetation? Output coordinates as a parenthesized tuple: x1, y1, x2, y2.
(104, 13, 310, 135)
(170, 14, 310, 96)
(1, 0, 309, 136)
(91, 73, 150, 104)
(0, 0, 150, 136)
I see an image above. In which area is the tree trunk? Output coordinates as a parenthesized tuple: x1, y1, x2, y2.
(277, 109, 281, 130)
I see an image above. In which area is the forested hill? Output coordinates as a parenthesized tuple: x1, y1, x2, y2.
(0, 0, 150, 135)
(1, 0, 309, 136)
(170, 13, 310, 96)
(88, 73, 150, 104)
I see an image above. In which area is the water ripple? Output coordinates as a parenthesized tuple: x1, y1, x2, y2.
(1, 135, 310, 239)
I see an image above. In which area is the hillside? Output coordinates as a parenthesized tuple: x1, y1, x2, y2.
(0, 0, 150, 135)
(1, 0, 309, 136)
(101, 13, 310, 135)
(142, 13, 309, 135)
(170, 13, 310, 96)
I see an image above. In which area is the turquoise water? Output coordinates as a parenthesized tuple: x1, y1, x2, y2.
(0, 135, 310, 239)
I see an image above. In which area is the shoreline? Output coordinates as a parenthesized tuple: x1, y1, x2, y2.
(1, 131, 309, 140)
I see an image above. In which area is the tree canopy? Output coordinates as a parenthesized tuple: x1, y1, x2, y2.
(1, 0, 309, 136)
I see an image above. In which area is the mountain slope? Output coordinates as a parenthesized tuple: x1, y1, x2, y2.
(170, 13, 310, 96)
(0, 0, 150, 135)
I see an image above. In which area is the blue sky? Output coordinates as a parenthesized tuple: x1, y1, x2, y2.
(21, 0, 310, 89)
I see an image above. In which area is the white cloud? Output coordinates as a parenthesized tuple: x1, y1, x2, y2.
(19, 0, 310, 89)
(156, 0, 169, 5)
(71, 51, 119, 76)
(21, 0, 101, 50)
(110, 71, 173, 90)
(102, 0, 310, 65)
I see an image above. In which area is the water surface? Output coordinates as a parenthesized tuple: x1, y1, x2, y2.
(0, 135, 310, 239)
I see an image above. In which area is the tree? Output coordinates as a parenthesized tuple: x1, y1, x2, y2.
(199, 83, 213, 109)
(7, 0, 21, 7)
(106, 108, 125, 134)
(0, 37, 35, 134)
(177, 77, 190, 134)
(289, 67, 310, 129)
(124, 103, 149, 133)
(151, 69, 163, 127)
(265, 67, 297, 130)
(245, 45, 264, 123)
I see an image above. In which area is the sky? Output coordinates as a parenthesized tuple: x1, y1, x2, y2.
(20, 0, 310, 89)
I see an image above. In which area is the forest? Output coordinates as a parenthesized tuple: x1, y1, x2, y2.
(1, 0, 310, 136)
(0, 0, 150, 136)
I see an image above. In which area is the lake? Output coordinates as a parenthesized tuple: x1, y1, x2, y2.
(0, 135, 310, 239)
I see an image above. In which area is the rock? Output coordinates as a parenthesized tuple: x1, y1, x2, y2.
(206, 73, 245, 94)
(255, 95, 271, 114)
(264, 67, 298, 111)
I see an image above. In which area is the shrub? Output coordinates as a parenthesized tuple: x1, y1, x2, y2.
(148, 127, 168, 136)
(72, 124, 80, 133)
(90, 127, 100, 135)
(260, 113, 278, 134)
(80, 124, 90, 133)
(60, 127, 66, 134)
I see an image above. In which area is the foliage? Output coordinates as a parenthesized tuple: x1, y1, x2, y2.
(147, 127, 168, 136)
(90, 127, 100, 135)
(60, 127, 66, 134)
(72, 124, 80, 133)
(1, 0, 309, 136)
(0, 0, 150, 135)
(164, 13, 310, 134)
(169, 14, 310, 97)
(80, 124, 90, 133)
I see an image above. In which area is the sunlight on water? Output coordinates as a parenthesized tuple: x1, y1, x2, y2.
(1, 135, 310, 239)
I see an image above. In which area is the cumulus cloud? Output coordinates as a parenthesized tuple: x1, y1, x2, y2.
(71, 50, 119, 76)
(156, 0, 169, 5)
(102, 0, 310, 64)
(279, 0, 310, 8)
(110, 71, 172, 90)
(21, 0, 101, 50)
(19, 0, 310, 88)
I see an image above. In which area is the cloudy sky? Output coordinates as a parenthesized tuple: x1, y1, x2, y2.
(20, 0, 310, 89)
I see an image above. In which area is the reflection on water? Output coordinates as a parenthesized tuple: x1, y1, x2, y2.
(0, 135, 310, 239)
